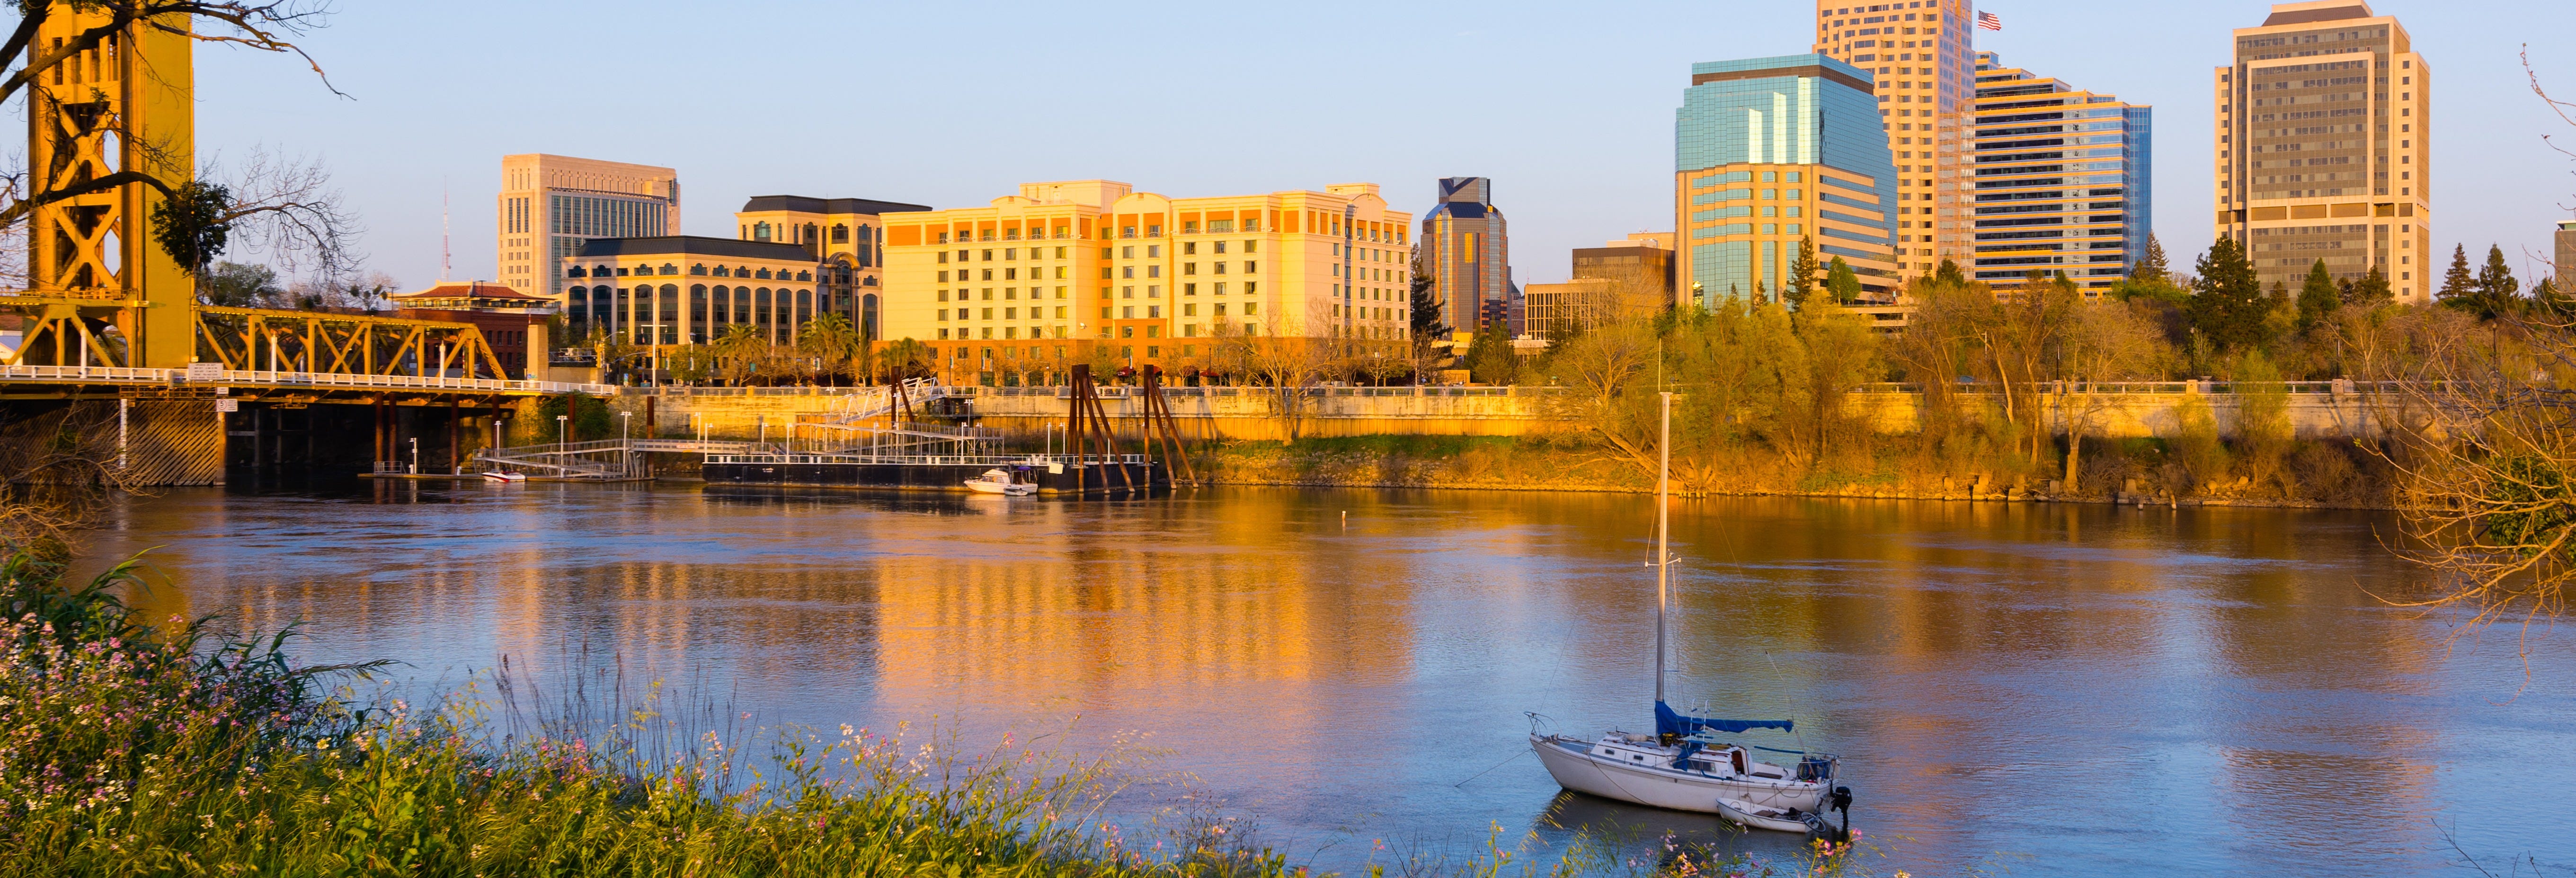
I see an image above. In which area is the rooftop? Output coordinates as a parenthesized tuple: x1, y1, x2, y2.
(738, 195, 934, 216)
(570, 236, 817, 261)
(393, 280, 549, 302)
(2261, 1, 2373, 26)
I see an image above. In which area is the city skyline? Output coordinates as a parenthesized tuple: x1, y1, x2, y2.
(186, 0, 2576, 292)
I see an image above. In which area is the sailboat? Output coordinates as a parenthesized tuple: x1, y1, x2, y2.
(1528, 391, 1850, 831)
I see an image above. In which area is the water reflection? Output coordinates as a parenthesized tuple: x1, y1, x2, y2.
(80, 484, 2575, 876)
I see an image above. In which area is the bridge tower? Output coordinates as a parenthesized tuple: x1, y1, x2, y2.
(17, 5, 194, 368)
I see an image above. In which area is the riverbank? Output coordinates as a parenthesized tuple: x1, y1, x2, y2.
(0, 552, 1851, 878)
(1191, 434, 2398, 509)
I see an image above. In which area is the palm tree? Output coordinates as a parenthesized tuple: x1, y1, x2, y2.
(798, 312, 862, 386)
(713, 323, 764, 385)
(881, 337, 931, 383)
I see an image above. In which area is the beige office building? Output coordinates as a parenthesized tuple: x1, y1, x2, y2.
(879, 180, 1412, 384)
(1813, 0, 1978, 279)
(2215, 1, 2430, 302)
(496, 154, 681, 303)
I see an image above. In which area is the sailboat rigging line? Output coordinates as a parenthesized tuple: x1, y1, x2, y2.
(1756, 649, 1813, 753)
(1453, 746, 1529, 788)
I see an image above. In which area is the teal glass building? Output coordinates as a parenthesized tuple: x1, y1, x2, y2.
(1675, 53, 1899, 308)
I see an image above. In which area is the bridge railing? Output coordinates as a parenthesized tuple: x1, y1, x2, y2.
(217, 369, 615, 395)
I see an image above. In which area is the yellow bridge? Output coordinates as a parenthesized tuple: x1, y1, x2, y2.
(2, 5, 558, 407)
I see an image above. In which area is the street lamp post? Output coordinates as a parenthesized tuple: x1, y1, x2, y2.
(557, 414, 568, 462)
(620, 411, 632, 477)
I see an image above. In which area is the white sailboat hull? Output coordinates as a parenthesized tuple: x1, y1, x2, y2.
(1530, 734, 1826, 815)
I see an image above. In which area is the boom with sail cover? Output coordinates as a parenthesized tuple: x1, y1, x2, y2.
(1656, 701, 1793, 736)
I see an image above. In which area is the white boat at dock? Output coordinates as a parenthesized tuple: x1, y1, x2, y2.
(963, 468, 1036, 496)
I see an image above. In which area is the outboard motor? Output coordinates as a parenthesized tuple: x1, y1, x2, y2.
(1830, 786, 1854, 843)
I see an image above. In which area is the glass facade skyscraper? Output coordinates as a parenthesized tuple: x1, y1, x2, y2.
(1675, 53, 1900, 308)
(1418, 177, 1511, 332)
(1969, 52, 2153, 294)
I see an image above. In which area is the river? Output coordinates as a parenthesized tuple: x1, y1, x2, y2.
(81, 480, 2575, 875)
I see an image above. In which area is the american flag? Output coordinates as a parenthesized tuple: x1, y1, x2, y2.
(1977, 10, 2002, 30)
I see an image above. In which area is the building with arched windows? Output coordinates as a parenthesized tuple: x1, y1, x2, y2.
(733, 195, 932, 342)
(560, 237, 831, 348)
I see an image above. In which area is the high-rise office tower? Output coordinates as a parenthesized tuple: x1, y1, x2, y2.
(2215, 1, 2429, 302)
(1417, 177, 1510, 332)
(2557, 220, 2575, 287)
(1674, 54, 1901, 309)
(1813, 0, 1977, 280)
(1970, 52, 2153, 296)
(496, 154, 681, 304)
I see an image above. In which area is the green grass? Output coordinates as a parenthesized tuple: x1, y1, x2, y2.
(0, 550, 1876, 877)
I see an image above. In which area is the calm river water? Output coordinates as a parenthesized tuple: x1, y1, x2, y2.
(82, 481, 2574, 875)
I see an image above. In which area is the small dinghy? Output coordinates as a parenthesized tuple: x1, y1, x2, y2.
(483, 470, 529, 483)
(1715, 797, 1821, 834)
(964, 468, 1036, 496)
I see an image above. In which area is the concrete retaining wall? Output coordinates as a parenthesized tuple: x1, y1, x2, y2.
(604, 384, 2400, 443)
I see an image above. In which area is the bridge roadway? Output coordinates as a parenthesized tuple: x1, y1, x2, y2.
(0, 364, 618, 400)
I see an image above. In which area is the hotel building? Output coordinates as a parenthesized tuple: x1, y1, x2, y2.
(496, 154, 680, 302)
(1970, 52, 2153, 294)
(2215, 1, 2430, 302)
(732, 195, 931, 340)
(1813, 0, 1978, 278)
(879, 180, 1412, 385)
(1417, 177, 1511, 332)
(1675, 54, 1901, 308)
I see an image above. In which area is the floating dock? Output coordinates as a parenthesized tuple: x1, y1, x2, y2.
(701, 453, 1170, 495)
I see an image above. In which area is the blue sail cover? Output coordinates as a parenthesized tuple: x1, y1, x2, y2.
(1656, 701, 1793, 736)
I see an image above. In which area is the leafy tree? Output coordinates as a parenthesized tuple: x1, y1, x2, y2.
(1934, 258, 1967, 285)
(2295, 259, 2341, 331)
(2441, 243, 2523, 319)
(2534, 276, 2576, 322)
(1785, 236, 1821, 309)
(1465, 319, 1517, 384)
(197, 261, 281, 308)
(2188, 235, 2271, 352)
(1408, 250, 1447, 345)
(152, 180, 233, 284)
(2477, 243, 2521, 302)
(533, 391, 615, 442)
(797, 312, 863, 384)
(2437, 244, 2476, 305)
(2346, 264, 2394, 309)
(1825, 255, 1861, 303)
(2132, 232, 2171, 285)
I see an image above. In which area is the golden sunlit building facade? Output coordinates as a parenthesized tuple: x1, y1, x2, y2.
(1970, 52, 2153, 296)
(497, 154, 680, 303)
(732, 195, 932, 341)
(1813, 0, 1979, 280)
(2215, 1, 2430, 302)
(881, 180, 1413, 385)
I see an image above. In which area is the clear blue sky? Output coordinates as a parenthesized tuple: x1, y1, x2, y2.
(188, 0, 2576, 289)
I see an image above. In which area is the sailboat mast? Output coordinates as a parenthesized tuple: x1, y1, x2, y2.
(1656, 391, 1671, 705)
